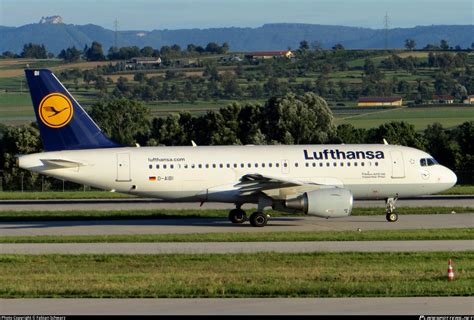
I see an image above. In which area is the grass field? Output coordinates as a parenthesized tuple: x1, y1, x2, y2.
(0, 228, 471, 243)
(0, 252, 471, 298)
(335, 107, 474, 130)
(0, 207, 470, 222)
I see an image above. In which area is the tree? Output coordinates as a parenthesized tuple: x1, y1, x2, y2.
(85, 41, 105, 61)
(299, 40, 309, 50)
(89, 99, 150, 145)
(404, 38, 416, 50)
(366, 122, 425, 149)
(440, 39, 449, 50)
(94, 76, 107, 93)
(140, 46, 154, 57)
(21, 43, 48, 59)
(0, 124, 42, 191)
(332, 43, 345, 51)
(58, 46, 82, 62)
(262, 92, 336, 144)
(424, 123, 456, 168)
(336, 124, 367, 144)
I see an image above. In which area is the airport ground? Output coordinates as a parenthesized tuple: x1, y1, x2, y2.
(0, 197, 472, 314)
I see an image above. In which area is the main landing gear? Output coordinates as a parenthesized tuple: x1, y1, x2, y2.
(385, 195, 399, 222)
(229, 199, 271, 227)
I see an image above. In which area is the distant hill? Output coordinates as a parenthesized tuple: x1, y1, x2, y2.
(1, 22, 473, 54)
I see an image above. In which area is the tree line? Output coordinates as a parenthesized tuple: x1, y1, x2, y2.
(0, 93, 472, 191)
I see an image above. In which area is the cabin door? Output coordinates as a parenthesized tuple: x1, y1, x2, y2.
(390, 151, 405, 179)
(116, 153, 131, 182)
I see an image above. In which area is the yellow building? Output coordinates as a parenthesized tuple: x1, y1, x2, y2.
(357, 96, 403, 107)
(463, 95, 474, 105)
(247, 50, 294, 60)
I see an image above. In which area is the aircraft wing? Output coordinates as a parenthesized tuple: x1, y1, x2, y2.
(235, 173, 316, 196)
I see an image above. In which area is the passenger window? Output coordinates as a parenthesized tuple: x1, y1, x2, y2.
(241, 163, 244, 168)
(247, 163, 251, 168)
(319, 163, 323, 167)
(347, 162, 351, 167)
(191, 164, 195, 169)
(163, 164, 167, 169)
(184, 164, 188, 169)
(276, 163, 280, 168)
(326, 162, 330, 167)
(354, 162, 358, 166)
(305, 163, 309, 167)
(219, 164, 223, 168)
(283, 163, 288, 167)
(198, 164, 202, 169)
(170, 164, 174, 169)
(333, 162, 337, 167)
(340, 162, 344, 167)
(312, 163, 316, 167)
(375, 162, 378, 166)
(361, 162, 364, 167)
(295, 163, 298, 167)
(213, 164, 216, 168)
(255, 163, 258, 168)
(269, 163, 273, 168)
(149, 164, 152, 169)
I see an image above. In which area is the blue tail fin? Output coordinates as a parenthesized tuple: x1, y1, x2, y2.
(25, 69, 121, 151)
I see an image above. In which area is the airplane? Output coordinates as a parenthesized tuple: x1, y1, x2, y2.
(17, 69, 457, 227)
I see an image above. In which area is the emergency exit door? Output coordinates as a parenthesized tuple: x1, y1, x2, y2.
(116, 153, 131, 182)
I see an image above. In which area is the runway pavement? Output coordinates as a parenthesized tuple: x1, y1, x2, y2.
(1, 195, 473, 211)
(1, 240, 472, 254)
(1, 213, 472, 236)
(2, 297, 473, 315)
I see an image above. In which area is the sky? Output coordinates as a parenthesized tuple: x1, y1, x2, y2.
(0, 0, 472, 30)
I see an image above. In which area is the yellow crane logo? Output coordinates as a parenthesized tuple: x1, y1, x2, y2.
(38, 93, 74, 128)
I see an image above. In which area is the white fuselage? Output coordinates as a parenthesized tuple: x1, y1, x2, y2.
(18, 144, 457, 203)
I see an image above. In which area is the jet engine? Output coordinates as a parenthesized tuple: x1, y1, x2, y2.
(284, 188, 353, 218)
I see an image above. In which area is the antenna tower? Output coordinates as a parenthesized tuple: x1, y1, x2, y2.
(114, 18, 119, 48)
(384, 12, 390, 50)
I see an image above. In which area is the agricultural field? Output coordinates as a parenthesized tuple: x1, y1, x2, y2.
(335, 106, 474, 130)
(1, 50, 473, 130)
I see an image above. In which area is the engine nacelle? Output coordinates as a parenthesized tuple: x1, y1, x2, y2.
(284, 188, 353, 218)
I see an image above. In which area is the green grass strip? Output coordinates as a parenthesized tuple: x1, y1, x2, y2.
(0, 252, 472, 298)
(0, 207, 471, 222)
(0, 228, 472, 243)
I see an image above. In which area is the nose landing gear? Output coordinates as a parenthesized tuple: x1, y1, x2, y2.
(385, 195, 399, 222)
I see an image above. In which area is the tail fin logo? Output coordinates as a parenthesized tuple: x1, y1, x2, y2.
(39, 93, 74, 128)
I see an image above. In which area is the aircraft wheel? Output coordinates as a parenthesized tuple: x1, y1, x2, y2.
(386, 212, 398, 222)
(229, 208, 247, 224)
(249, 212, 268, 227)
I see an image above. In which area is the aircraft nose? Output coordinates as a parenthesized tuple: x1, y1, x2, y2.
(445, 167, 457, 188)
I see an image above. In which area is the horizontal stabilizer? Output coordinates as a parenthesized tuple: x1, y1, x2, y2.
(40, 158, 86, 168)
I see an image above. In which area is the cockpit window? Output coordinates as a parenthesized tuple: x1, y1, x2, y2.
(420, 158, 438, 167)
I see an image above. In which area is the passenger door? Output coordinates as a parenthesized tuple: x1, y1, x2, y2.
(390, 150, 405, 178)
(116, 153, 131, 182)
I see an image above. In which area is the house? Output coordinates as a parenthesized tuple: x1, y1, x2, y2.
(246, 50, 294, 60)
(463, 95, 474, 105)
(432, 95, 454, 104)
(126, 57, 161, 69)
(357, 96, 403, 107)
